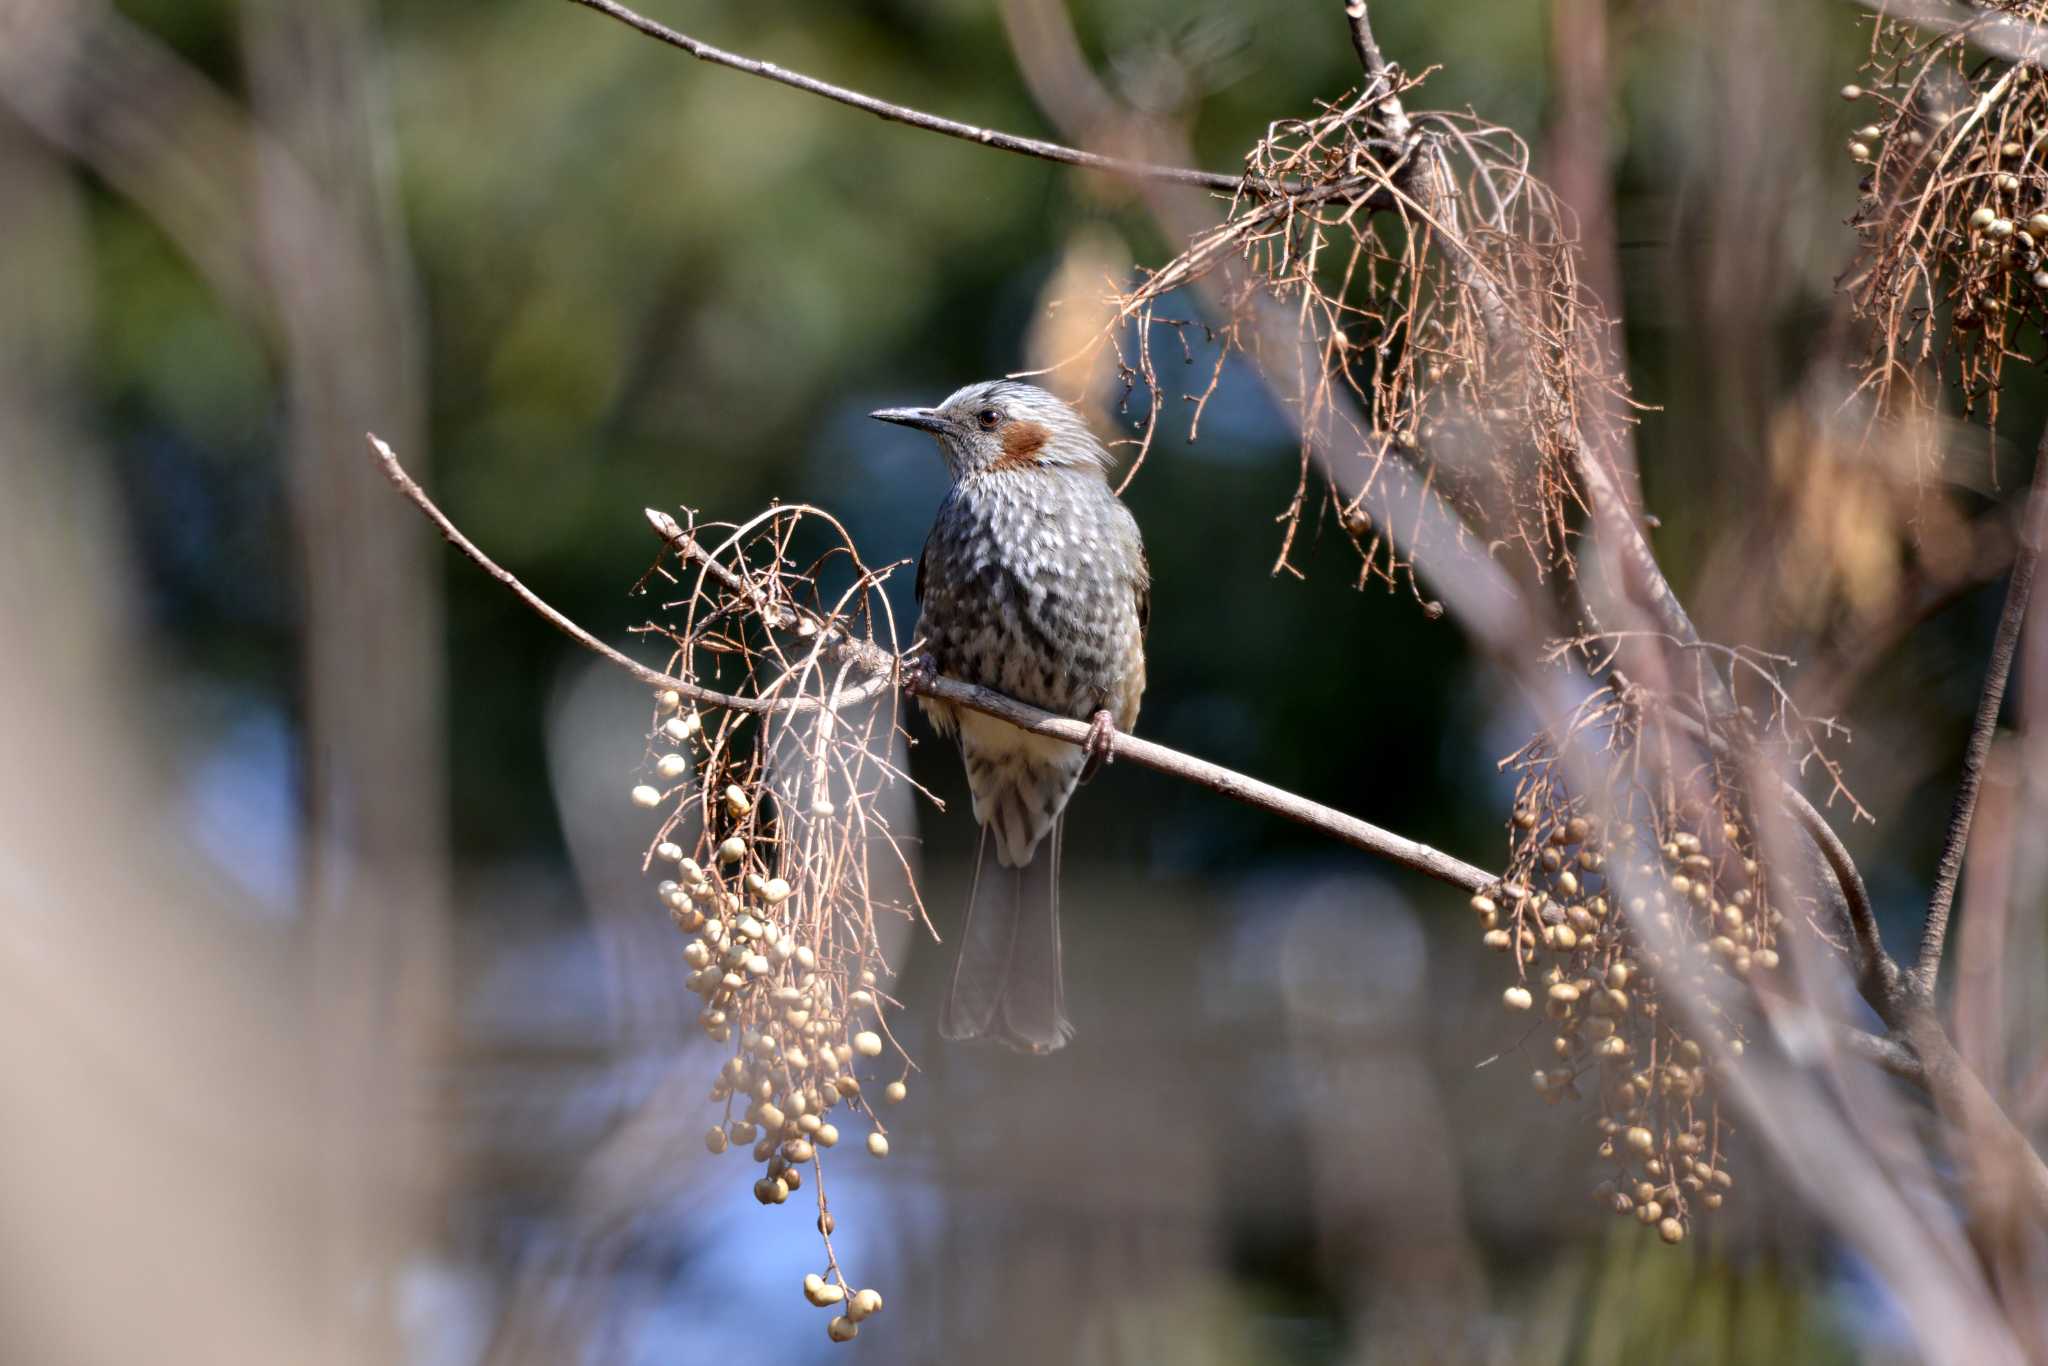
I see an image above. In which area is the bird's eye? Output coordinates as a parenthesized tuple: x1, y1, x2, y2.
(975, 407, 1002, 431)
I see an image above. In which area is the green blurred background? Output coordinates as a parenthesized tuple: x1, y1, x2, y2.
(0, 0, 2025, 1362)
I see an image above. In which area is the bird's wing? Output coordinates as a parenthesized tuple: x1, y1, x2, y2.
(1135, 544, 1151, 641)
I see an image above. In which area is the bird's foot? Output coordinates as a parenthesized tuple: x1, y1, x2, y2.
(899, 651, 939, 693)
(1080, 708, 1118, 783)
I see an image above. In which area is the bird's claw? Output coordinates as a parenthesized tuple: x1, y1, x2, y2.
(899, 651, 939, 693)
(1080, 708, 1117, 783)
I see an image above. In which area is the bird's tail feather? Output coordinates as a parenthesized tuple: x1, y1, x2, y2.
(940, 817, 1070, 1053)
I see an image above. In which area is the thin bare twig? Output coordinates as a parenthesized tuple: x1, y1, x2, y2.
(368, 434, 843, 716)
(369, 433, 1496, 896)
(564, 0, 1389, 204)
(1918, 428, 2048, 988)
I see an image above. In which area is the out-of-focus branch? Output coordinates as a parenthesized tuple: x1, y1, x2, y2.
(563, 0, 1389, 204)
(1903, 1000, 2048, 1222)
(371, 435, 1497, 895)
(1917, 430, 2048, 988)
(1841, 1025, 1929, 1084)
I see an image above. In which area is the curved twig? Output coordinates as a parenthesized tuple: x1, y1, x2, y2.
(564, 0, 1382, 202)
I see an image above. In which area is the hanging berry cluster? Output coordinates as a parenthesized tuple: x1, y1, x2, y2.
(1483, 689, 1787, 1245)
(629, 505, 926, 1344)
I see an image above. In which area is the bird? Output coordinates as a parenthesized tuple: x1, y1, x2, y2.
(870, 380, 1148, 1053)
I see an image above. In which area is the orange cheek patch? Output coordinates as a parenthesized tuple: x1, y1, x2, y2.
(993, 420, 1050, 469)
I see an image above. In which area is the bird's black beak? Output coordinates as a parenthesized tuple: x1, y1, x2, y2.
(869, 406, 952, 436)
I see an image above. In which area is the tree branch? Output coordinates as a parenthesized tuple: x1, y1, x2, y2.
(1917, 427, 2048, 989)
(369, 434, 1497, 896)
(1344, 0, 1399, 102)
(563, 0, 1365, 200)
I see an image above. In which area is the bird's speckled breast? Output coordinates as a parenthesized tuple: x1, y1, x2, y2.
(916, 466, 1146, 728)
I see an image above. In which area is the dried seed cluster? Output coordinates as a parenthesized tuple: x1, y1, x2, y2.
(629, 504, 926, 1343)
(1488, 729, 1785, 1244)
(1846, 12, 2048, 468)
(638, 685, 906, 1341)
(1103, 62, 1636, 597)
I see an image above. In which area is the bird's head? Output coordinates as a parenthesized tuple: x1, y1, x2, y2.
(870, 380, 1112, 481)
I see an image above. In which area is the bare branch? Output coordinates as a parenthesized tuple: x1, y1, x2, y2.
(1918, 422, 2048, 987)
(1344, 0, 1399, 102)
(371, 434, 1497, 897)
(563, 0, 1387, 202)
